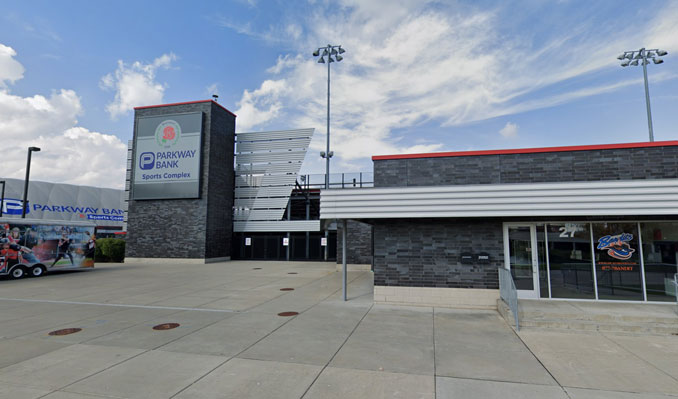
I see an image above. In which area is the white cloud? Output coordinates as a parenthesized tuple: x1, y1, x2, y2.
(499, 122, 519, 138)
(233, 1, 678, 171)
(206, 82, 219, 96)
(0, 44, 25, 88)
(0, 44, 127, 188)
(100, 53, 177, 119)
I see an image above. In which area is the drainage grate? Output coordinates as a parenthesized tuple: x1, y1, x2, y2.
(280, 288, 295, 291)
(277, 311, 299, 317)
(253, 268, 262, 270)
(153, 323, 180, 331)
(49, 328, 82, 336)
(287, 272, 298, 275)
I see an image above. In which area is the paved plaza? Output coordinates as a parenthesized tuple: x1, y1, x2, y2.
(0, 261, 677, 398)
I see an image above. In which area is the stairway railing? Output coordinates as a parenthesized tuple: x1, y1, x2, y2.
(498, 267, 520, 331)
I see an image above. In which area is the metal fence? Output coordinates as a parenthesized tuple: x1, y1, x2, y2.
(297, 173, 374, 190)
(498, 267, 520, 330)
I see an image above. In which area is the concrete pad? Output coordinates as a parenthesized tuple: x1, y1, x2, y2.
(304, 367, 434, 399)
(565, 387, 678, 399)
(159, 311, 287, 357)
(435, 344, 557, 385)
(536, 350, 678, 394)
(436, 376, 569, 399)
(239, 304, 369, 365)
(0, 338, 69, 369)
(435, 311, 526, 351)
(518, 331, 625, 355)
(67, 350, 227, 399)
(0, 305, 122, 339)
(174, 357, 320, 399)
(330, 306, 434, 375)
(84, 309, 231, 349)
(0, 344, 144, 390)
(604, 334, 678, 380)
(0, 382, 50, 399)
(42, 391, 124, 398)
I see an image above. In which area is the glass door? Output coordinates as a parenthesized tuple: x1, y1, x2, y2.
(504, 225, 540, 299)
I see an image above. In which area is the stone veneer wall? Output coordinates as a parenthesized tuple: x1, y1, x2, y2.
(126, 101, 235, 260)
(375, 146, 678, 187)
(373, 219, 502, 289)
(336, 220, 373, 265)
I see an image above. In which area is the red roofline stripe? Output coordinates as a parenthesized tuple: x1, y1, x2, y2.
(372, 141, 678, 161)
(134, 100, 237, 117)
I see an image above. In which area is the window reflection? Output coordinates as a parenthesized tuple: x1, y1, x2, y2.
(593, 223, 643, 301)
(546, 223, 595, 299)
(641, 223, 678, 302)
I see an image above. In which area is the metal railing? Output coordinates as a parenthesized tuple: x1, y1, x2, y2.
(498, 267, 520, 331)
(297, 173, 374, 190)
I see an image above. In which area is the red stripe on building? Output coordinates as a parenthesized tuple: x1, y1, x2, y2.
(372, 141, 678, 161)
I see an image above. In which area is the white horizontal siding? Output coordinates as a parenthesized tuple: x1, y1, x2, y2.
(236, 128, 314, 141)
(235, 197, 290, 209)
(233, 209, 286, 221)
(320, 179, 678, 219)
(236, 137, 311, 153)
(235, 163, 304, 175)
(234, 220, 321, 232)
(236, 151, 307, 164)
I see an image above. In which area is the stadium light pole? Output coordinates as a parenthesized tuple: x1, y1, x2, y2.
(618, 47, 668, 142)
(313, 44, 345, 261)
(21, 147, 41, 218)
(313, 44, 345, 189)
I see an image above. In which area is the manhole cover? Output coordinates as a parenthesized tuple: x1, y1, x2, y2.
(280, 288, 295, 291)
(253, 268, 262, 270)
(277, 311, 299, 317)
(153, 323, 180, 331)
(48, 328, 82, 336)
(287, 272, 298, 274)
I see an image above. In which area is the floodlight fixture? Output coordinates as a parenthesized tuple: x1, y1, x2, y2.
(617, 47, 668, 142)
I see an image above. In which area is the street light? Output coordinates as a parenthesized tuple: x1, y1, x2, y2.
(617, 47, 668, 142)
(21, 146, 41, 218)
(313, 44, 345, 189)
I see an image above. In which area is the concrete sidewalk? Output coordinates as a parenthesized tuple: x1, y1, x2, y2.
(0, 261, 677, 398)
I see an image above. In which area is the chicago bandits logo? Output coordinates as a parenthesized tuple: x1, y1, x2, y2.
(155, 120, 181, 148)
(597, 233, 635, 260)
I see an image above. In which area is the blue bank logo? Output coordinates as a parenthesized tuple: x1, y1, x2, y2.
(140, 152, 155, 170)
(1, 198, 28, 215)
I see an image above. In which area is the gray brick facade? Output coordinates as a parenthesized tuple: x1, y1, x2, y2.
(126, 101, 235, 260)
(375, 146, 678, 187)
(371, 143, 678, 289)
(336, 220, 373, 265)
(373, 219, 502, 288)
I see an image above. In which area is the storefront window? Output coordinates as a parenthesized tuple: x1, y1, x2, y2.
(546, 223, 595, 299)
(641, 223, 678, 302)
(593, 223, 643, 301)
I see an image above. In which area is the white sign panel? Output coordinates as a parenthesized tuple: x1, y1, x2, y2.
(283, 237, 289, 246)
(132, 112, 203, 200)
(245, 237, 251, 246)
(321, 237, 327, 246)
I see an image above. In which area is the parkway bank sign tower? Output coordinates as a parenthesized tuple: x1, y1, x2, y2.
(124, 100, 334, 263)
(125, 100, 237, 262)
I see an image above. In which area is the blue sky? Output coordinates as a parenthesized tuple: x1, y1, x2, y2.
(1, 0, 677, 188)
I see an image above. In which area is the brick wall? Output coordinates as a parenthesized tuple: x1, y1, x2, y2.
(336, 220, 373, 265)
(126, 102, 235, 260)
(373, 219, 503, 288)
(375, 146, 678, 187)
